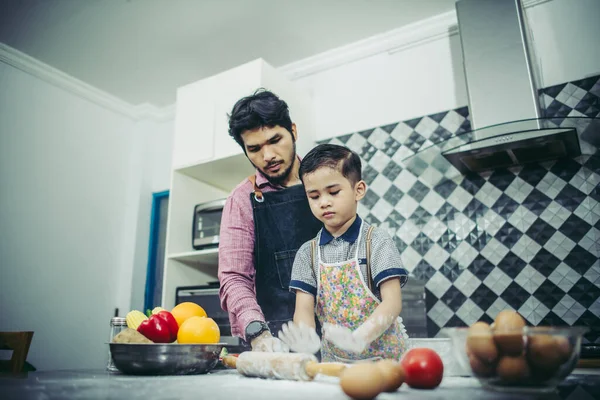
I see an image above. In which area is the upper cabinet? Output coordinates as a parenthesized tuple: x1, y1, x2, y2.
(161, 59, 315, 309)
(171, 58, 315, 173)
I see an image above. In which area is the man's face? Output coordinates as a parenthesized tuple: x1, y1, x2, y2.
(241, 124, 297, 186)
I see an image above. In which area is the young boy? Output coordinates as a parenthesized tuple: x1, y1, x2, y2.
(281, 143, 409, 362)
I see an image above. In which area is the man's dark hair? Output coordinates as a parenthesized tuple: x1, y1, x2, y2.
(228, 88, 294, 149)
(299, 144, 362, 185)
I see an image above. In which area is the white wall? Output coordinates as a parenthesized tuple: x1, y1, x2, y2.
(294, 33, 467, 141)
(127, 118, 174, 313)
(527, 0, 600, 88)
(290, 0, 600, 142)
(0, 61, 166, 370)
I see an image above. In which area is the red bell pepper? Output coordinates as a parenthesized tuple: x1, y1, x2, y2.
(137, 311, 178, 343)
(155, 311, 179, 339)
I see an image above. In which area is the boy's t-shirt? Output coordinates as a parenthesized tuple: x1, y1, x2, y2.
(289, 216, 408, 301)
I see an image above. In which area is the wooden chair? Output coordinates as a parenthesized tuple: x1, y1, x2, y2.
(0, 331, 34, 374)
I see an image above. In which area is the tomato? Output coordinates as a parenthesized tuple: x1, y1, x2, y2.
(400, 347, 444, 389)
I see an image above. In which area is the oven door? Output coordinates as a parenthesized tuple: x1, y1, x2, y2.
(175, 285, 232, 336)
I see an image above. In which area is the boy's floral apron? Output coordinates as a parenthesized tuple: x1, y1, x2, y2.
(314, 222, 408, 362)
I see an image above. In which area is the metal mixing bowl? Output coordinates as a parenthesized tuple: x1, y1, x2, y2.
(109, 343, 225, 375)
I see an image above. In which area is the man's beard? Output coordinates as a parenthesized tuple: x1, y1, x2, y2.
(254, 143, 297, 186)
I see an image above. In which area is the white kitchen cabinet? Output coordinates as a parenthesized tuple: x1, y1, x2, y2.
(172, 77, 217, 168)
(161, 58, 315, 310)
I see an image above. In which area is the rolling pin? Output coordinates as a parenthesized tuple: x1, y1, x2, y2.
(222, 352, 347, 381)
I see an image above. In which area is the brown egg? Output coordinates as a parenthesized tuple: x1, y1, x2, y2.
(497, 355, 530, 383)
(376, 359, 405, 392)
(340, 362, 384, 400)
(527, 334, 564, 370)
(493, 311, 526, 356)
(555, 336, 572, 363)
(468, 352, 496, 377)
(466, 322, 498, 363)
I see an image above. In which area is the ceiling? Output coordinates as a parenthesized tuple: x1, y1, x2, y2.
(0, 0, 456, 107)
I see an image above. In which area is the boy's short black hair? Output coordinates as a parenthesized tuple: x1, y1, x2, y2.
(228, 88, 294, 149)
(299, 143, 362, 185)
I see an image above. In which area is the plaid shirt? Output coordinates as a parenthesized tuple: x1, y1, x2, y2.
(217, 169, 286, 340)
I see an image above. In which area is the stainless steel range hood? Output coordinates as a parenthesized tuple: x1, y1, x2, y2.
(442, 0, 581, 173)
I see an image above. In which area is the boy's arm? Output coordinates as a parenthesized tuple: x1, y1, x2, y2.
(293, 291, 316, 329)
(353, 277, 402, 344)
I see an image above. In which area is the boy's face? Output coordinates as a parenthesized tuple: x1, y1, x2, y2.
(241, 124, 297, 186)
(303, 166, 366, 235)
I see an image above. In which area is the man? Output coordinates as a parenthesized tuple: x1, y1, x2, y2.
(218, 89, 321, 351)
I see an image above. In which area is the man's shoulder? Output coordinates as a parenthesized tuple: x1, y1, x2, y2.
(230, 176, 254, 195)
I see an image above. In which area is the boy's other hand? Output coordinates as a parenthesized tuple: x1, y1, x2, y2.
(323, 323, 369, 354)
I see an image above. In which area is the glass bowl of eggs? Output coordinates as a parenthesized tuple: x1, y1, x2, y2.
(441, 310, 589, 393)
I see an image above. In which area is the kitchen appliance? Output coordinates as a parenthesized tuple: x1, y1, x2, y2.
(192, 199, 226, 250)
(442, 0, 582, 173)
(175, 284, 242, 348)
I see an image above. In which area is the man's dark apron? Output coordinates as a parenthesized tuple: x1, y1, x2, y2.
(250, 176, 321, 337)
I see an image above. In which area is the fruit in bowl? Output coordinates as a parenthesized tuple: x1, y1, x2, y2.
(442, 311, 588, 393)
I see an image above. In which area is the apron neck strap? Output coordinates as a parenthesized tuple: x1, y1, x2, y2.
(365, 225, 375, 293)
(248, 174, 264, 202)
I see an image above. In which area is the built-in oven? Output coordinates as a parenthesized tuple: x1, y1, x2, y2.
(192, 199, 226, 250)
(175, 284, 244, 349)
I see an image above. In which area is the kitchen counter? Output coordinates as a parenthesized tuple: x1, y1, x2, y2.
(1, 369, 599, 400)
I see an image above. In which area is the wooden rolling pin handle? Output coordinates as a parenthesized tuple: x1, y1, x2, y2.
(222, 355, 238, 369)
(304, 361, 347, 378)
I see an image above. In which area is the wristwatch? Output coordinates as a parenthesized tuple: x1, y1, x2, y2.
(245, 321, 270, 342)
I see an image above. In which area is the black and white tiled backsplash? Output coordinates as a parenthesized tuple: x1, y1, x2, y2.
(319, 74, 600, 343)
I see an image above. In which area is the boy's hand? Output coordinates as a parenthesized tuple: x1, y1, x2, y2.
(323, 323, 369, 354)
(278, 322, 321, 354)
(251, 331, 290, 352)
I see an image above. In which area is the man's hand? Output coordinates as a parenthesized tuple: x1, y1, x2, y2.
(278, 321, 321, 354)
(250, 331, 290, 352)
(323, 323, 369, 354)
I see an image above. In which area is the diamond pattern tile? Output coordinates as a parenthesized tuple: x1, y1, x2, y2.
(486, 297, 514, 320)
(518, 296, 550, 325)
(512, 234, 542, 263)
(564, 245, 596, 275)
(544, 231, 577, 260)
(552, 294, 586, 325)
(483, 267, 512, 295)
(523, 188, 553, 216)
(440, 285, 468, 309)
(514, 264, 546, 294)
(469, 283, 497, 311)
(454, 269, 481, 297)
(536, 171, 567, 199)
(568, 277, 600, 308)
(534, 280, 566, 309)
(525, 218, 556, 246)
(548, 262, 582, 292)
(504, 176, 534, 204)
(556, 184, 587, 212)
(497, 251, 527, 279)
(488, 168, 516, 191)
(508, 205, 538, 233)
(540, 201, 571, 229)
(456, 298, 485, 326)
(492, 193, 520, 218)
(501, 281, 531, 310)
(319, 74, 600, 339)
